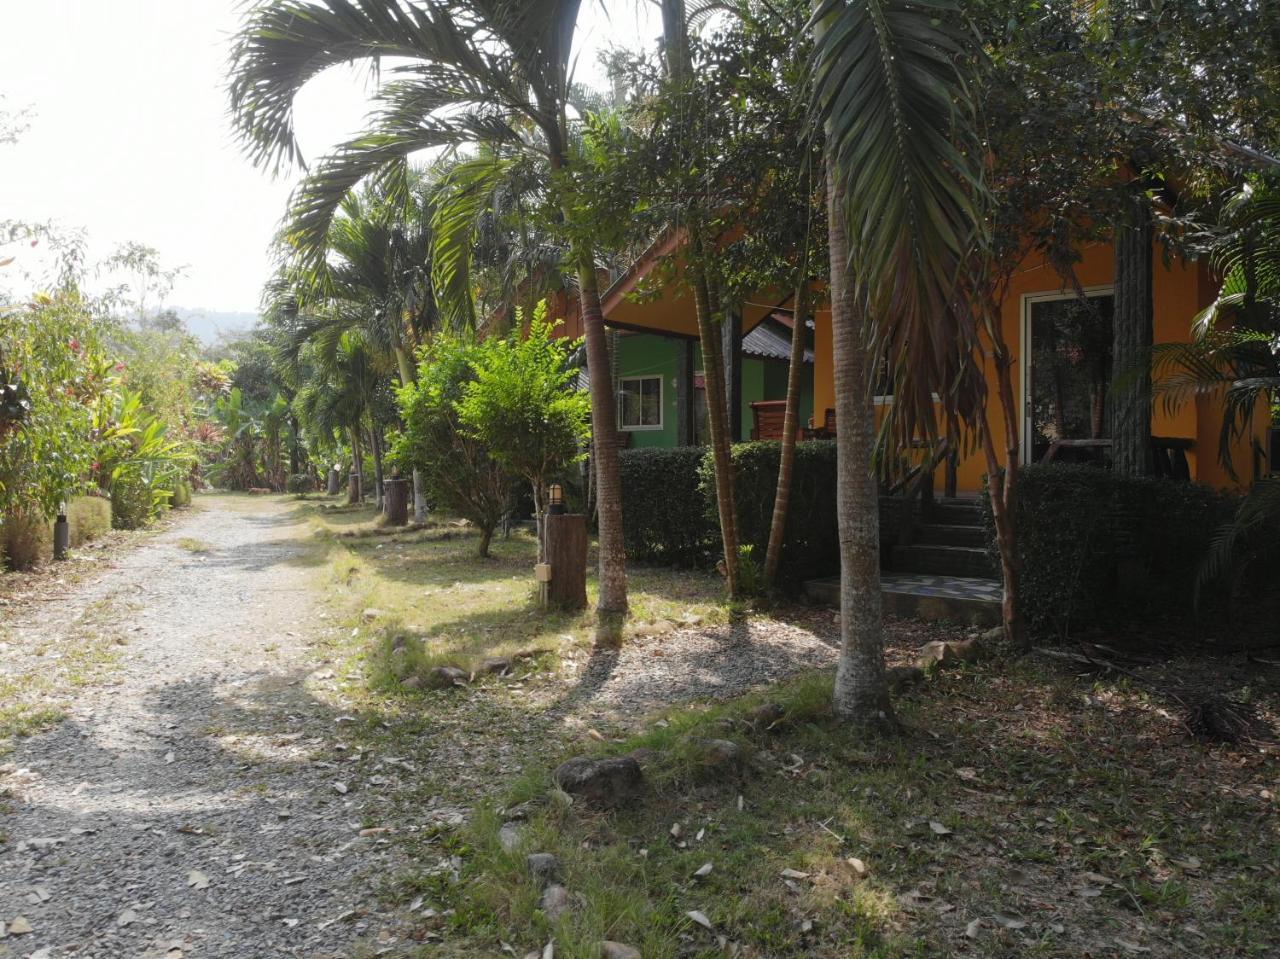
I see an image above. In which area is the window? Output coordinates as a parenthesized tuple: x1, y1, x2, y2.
(873, 354, 894, 403)
(618, 375, 663, 430)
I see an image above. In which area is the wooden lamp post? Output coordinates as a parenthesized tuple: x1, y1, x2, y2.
(539, 483, 587, 610)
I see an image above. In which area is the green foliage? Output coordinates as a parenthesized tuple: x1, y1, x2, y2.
(983, 465, 1239, 638)
(713, 441, 841, 590)
(617, 447, 716, 567)
(393, 333, 512, 555)
(0, 291, 104, 525)
(457, 309, 590, 507)
(93, 389, 192, 529)
(286, 473, 314, 495)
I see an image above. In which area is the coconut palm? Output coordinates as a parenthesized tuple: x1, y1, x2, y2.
(228, 0, 630, 634)
(808, 0, 989, 724)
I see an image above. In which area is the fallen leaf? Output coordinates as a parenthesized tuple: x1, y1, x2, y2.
(780, 868, 811, 880)
(1115, 939, 1152, 954)
(995, 914, 1027, 930)
(846, 857, 869, 878)
(693, 862, 713, 878)
(954, 767, 979, 781)
(687, 910, 714, 931)
(965, 918, 983, 938)
(929, 821, 953, 836)
(187, 869, 210, 890)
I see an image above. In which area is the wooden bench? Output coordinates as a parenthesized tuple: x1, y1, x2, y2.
(804, 408, 837, 440)
(749, 400, 792, 441)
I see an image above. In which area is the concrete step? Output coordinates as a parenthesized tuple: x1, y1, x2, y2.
(804, 572, 1002, 627)
(926, 499, 984, 526)
(914, 522, 986, 548)
(891, 543, 996, 579)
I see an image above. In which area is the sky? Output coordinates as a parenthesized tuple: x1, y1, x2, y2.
(0, 0, 659, 319)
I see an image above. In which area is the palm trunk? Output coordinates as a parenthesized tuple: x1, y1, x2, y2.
(689, 235, 741, 597)
(826, 163, 894, 728)
(575, 252, 629, 638)
(764, 194, 815, 587)
(371, 424, 385, 512)
(391, 342, 429, 523)
(347, 426, 363, 504)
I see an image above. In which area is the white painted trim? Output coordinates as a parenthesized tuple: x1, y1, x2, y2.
(617, 374, 664, 431)
(1018, 285, 1114, 464)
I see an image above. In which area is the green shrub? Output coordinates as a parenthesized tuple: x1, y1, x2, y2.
(170, 480, 193, 508)
(985, 464, 1237, 638)
(111, 477, 155, 530)
(285, 473, 314, 495)
(708, 441, 840, 589)
(1, 508, 46, 571)
(618, 447, 717, 566)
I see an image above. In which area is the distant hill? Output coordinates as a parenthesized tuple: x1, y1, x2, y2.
(172, 307, 260, 345)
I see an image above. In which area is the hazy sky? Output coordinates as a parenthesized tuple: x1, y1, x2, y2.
(0, 1, 659, 315)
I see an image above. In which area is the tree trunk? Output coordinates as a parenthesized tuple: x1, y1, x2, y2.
(1112, 200, 1154, 478)
(977, 291, 1027, 650)
(348, 426, 363, 504)
(689, 236, 741, 597)
(390, 343, 429, 523)
(764, 224, 814, 587)
(371, 425, 385, 512)
(575, 253, 629, 638)
(825, 163, 894, 728)
(477, 523, 493, 558)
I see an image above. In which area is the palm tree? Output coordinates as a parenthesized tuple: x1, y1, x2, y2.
(809, 0, 989, 724)
(228, 0, 630, 637)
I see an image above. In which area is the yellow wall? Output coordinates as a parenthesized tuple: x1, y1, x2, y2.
(811, 240, 1268, 493)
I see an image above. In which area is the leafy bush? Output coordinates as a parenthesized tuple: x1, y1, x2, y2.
(286, 473, 314, 495)
(170, 480, 193, 507)
(111, 476, 156, 530)
(1, 508, 45, 570)
(618, 447, 716, 566)
(709, 441, 840, 589)
(68, 495, 112, 545)
(984, 464, 1237, 637)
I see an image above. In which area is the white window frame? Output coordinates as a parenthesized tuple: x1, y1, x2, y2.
(1019, 285, 1114, 464)
(617, 374, 664, 431)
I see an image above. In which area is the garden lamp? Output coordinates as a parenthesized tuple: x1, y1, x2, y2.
(53, 499, 70, 560)
(548, 483, 565, 515)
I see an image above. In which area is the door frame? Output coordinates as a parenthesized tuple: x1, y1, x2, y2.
(1019, 285, 1114, 465)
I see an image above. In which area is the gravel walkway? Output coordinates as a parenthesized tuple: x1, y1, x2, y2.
(1, 497, 402, 959)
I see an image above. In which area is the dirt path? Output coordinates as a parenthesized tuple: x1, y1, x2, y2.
(1, 496, 403, 959)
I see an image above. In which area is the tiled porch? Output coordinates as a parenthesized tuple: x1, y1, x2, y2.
(805, 571, 1003, 626)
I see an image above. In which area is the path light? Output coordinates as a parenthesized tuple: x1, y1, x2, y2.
(53, 499, 69, 560)
(548, 483, 565, 515)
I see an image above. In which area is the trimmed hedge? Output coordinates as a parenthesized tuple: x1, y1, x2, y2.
(705, 441, 840, 589)
(984, 464, 1237, 637)
(618, 447, 715, 567)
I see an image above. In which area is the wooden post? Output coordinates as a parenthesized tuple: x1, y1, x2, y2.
(347, 471, 361, 504)
(383, 478, 410, 526)
(544, 513, 588, 610)
(327, 467, 340, 496)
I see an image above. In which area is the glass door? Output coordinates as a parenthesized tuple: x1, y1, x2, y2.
(1024, 292, 1114, 464)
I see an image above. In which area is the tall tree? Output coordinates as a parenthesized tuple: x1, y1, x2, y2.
(228, 0, 630, 638)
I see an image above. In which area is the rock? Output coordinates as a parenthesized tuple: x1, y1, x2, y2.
(8, 916, 32, 935)
(980, 626, 1005, 644)
(627, 746, 660, 767)
(886, 665, 925, 692)
(400, 675, 422, 691)
(526, 853, 560, 887)
(361, 608, 384, 622)
(743, 702, 785, 730)
(425, 666, 468, 690)
(692, 738, 741, 768)
(600, 942, 642, 959)
(478, 656, 511, 675)
(539, 883, 570, 920)
(391, 635, 408, 652)
(917, 638, 980, 668)
(552, 755, 644, 807)
(498, 822, 522, 853)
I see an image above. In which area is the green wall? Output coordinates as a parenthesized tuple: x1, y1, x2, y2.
(614, 332, 816, 447)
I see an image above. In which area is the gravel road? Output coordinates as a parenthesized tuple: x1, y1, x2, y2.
(1, 497, 403, 959)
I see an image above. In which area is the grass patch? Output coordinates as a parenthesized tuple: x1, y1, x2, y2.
(176, 537, 212, 553)
(420, 659, 1279, 958)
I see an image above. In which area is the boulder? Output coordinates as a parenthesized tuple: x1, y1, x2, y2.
(917, 638, 980, 669)
(526, 852, 560, 887)
(400, 675, 422, 691)
(690, 738, 743, 776)
(553, 755, 644, 807)
(361, 608, 385, 622)
(886, 665, 926, 692)
(498, 822, 522, 853)
(743, 702, 785, 731)
(425, 666, 468, 690)
(600, 943, 642, 959)
(539, 883, 571, 920)
(980, 626, 1006, 644)
(478, 656, 511, 676)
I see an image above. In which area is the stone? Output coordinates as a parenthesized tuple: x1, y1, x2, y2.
(743, 702, 785, 730)
(980, 626, 1005, 644)
(627, 747, 660, 767)
(691, 738, 742, 774)
(478, 657, 511, 675)
(886, 665, 926, 692)
(539, 883, 570, 920)
(400, 675, 422, 691)
(526, 853, 560, 887)
(425, 666, 468, 690)
(361, 608, 384, 622)
(600, 942, 642, 959)
(391, 635, 408, 652)
(498, 822, 522, 853)
(552, 755, 644, 807)
(917, 639, 980, 669)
